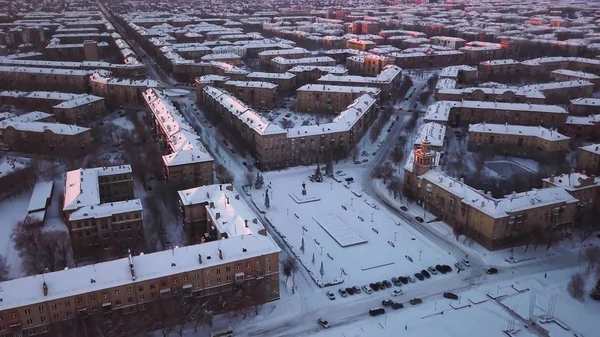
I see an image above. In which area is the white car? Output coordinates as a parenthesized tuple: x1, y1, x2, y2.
(392, 289, 403, 297)
(318, 318, 330, 328)
(326, 291, 335, 300)
(362, 285, 373, 294)
(462, 259, 471, 267)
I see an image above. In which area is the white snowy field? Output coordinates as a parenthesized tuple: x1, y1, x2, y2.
(0, 191, 29, 278)
(249, 166, 456, 287)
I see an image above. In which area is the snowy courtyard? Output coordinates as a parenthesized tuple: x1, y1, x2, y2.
(249, 166, 456, 287)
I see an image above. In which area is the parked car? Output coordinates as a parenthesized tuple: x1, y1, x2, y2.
(338, 288, 348, 297)
(443, 292, 459, 300)
(399, 276, 408, 284)
(409, 298, 423, 305)
(444, 265, 453, 272)
(346, 287, 355, 295)
(421, 270, 431, 278)
(370, 283, 379, 291)
(326, 291, 336, 300)
(391, 302, 404, 310)
(400, 206, 408, 211)
(317, 318, 330, 328)
(392, 277, 401, 286)
(428, 266, 438, 275)
(362, 285, 373, 294)
(353, 286, 362, 294)
(407, 276, 415, 283)
(462, 259, 471, 267)
(382, 280, 392, 288)
(414, 273, 425, 281)
(369, 308, 385, 316)
(392, 289, 403, 297)
(487, 268, 499, 275)
(382, 299, 394, 307)
(415, 216, 424, 223)
(435, 265, 445, 273)
(376, 282, 385, 289)
(454, 263, 465, 271)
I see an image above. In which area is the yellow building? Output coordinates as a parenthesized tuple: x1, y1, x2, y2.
(576, 143, 600, 175)
(296, 84, 380, 113)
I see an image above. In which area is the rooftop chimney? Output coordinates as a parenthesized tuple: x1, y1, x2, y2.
(219, 249, 223, 260)
(128, 249, 136, 281)
(198, 254, 202, 264)
(219, 185, 222, 191)
(43, 282, 48, 296)
(245, 219, 248, 227)
(216, 212, 221, 219)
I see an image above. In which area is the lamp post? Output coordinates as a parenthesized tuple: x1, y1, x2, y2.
(394, 232, 398, 241)
(419, 250, 422, 260)
(371, 213, 374, 222)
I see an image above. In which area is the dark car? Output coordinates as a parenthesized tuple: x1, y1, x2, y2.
(345, 177, 354, 183)
(370, 283, 379, 291)
(414, 273, 425, 281)
(443, 292, 459, 300)
(444, 265, 453, 272)
(435, 265, 445, 274)
(369, 308, 385, 316)
(421, 270, 431, 278)
(487, 268, 499, 275)
(391, 302, 404, 310)
(376, 282, 385, 289)
(392, 277, 401, 286)
(346, 287, 355, 295)
(415, 216, 424, 223)
(382, 299, 393, 307)
(409, 298, 423, 305)
(399, 276, 408, 284)
(382, 280, 392, 288)
(400, 206, 408, 211)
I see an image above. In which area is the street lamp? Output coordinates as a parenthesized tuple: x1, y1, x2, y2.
(419, 250, 422, 261)
(350, 197, 354, 206)
(394, 232, 398, 241)
(371, 213, 374, 222)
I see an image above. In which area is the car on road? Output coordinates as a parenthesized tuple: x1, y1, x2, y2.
(454, 263, 465, 271)
(399, 276, 408, 284)
(362, 285, 373, 294)
(421, 270, 430, 278)
(369, 308, 385, 316)
(346, 287, 355, 295)
(391, 302, 404, 310)
(462, 259, 471, 267)
(443, 292, 459, 300)
(415, 216, 424, 223)
(392, 289, 403, 297)
(353, 160, 361, 165)
(409, 298, 423, 305)
(407, 276, 416, 283)
(382, 280, 392, 288)
(392, 277, 401, 286)
(338, 288, 348, 297)
(353, 286, 362, 294)
(414, 273, 425, 281)
(326, 291, 335, 300)
(317, 318, 330, 328)
(400, 206, 408, 211)
(428, 266, 438, 275)
(487, 268, 499, 275)
(382, 299, 394, 307)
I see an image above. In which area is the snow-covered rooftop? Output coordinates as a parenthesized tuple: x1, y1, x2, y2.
(468, 123, 569, 142)
(414, 122, 447, 148)
(542, 172, 600, 192)
(63, 166, 132, 212)
(318, 65, 401, 85)
(246, 71, 296, 80)
(550, 69, 600, 80)
(69, 199, 143, 221)
(27, 180, 54, 213)
(579, 143, 600, 155)
(297, 84, 380, 95)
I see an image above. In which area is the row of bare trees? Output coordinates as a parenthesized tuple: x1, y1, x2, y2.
(568, 246, 600, 302)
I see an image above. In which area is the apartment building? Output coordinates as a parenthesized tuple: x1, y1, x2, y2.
(143, 89, 214, 189)
(542, 171, 600, 222)
(429, 36, 466, 49)
(477, 59, 522, 81)
(90, 72, 161, 108)
(258, 47, 310, 64)
(63, 166, 139, 261)
(200, 86, 378, 170)
(346, 54, 394, 76)
(270, 56, 336, 72)
(459, 42, 506, 63)
(287, 66, 347, 87)
(346, 39, 377, 51)
(245, 72, 297, 92)
(435, 87, 546, 104)
(0, 66, 91, 93)
(413, 122, 446, 151)
(467, 123, 570, 163)
(424, 100, 568, 129)
(296, 84, 380, 113)
(0, 120, 93, 157)
(403, 142, 578, 250)
(391, 50, 464, 69)
(200, 53, 242, 65)
(221, 81, 278, 109)
(522, 80, 594, 103)
(577, 143, 600, 175)
(317, 64, 402, 95)
(569, 98, 600, 116)
(550, 69, 600, 87)
(0, 213, 279, 337)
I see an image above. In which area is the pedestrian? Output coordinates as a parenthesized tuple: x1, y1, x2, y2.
(405, 325, 407, 330)
(544, 273, 547, 278)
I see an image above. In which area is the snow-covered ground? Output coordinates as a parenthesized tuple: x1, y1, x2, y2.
(248, 166, 456, 287)
(0, 191, 29, 278)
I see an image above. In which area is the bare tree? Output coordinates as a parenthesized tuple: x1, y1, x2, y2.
(244, 171, 254, 188)
(583, 246, 600, 271)
(374, 162, 394, 184)
(386, 177, 402, 199)
(390, 146, 404, 164)
(12, 220, 72, 275)
(281, 255, 297, 283)
(453, 226, 464, 241)
(0, 255, 9, 281)
(567, 273, 586, 302)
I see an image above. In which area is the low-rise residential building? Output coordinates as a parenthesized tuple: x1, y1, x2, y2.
(0, 66, 91, 93)
(429, 36, 466, 49)
(522, 80, 594, 103)
(569, 98, 600, 116)
(478, 59, 522, 81)
(0, 185, 279, 336)
(346, 54, 394, 76)
(221, 81, 278, 109)
(542, 171, 600, 223)
(245, 72, 297, 92)
(0, 119, 93, 156)
(270, 56, 336, 72)
(287, 66, 347, 86)
(391, 50, 464, 69)
(90, 72, 162, 109)
(143, 89, 214, 188)
(346, 39, 377, 51)
(296, 84, 380, 113)
(258, 47, 310, 64)
(550, 69, 600, 87)
(63, 165, 139, 261)
(577, 143, 600, 175)
(435, 87, 546, 104)
(413, 122, 446, 151)
(317, 64, 402, 95)
(459, 42, 506, 63)
(467, 123, 570, 163)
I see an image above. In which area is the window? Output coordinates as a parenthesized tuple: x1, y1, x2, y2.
(151, 292, 157, 298)
(116, 300, 122, 305)
(193, 273, 198, 279)
(114, 290, 120, 296)
(215, 268, 221, 274)
(205, 270, 210, 276)
(172, 279, 177, 284)
(40, 316, 46, 323)
(90, 295, 96, 301)
(53, 314, 59, 319)
(28, 329, 35, 335)
(42, 326, 48, 332)
(150, 284, 156, 289)
(24, 309, 30, 316)
(127, 288, 132, 294)
(225, 266, 231, 272)
(217, 277, 221, 284)
(139, 294, 144, 301)
(38, 306, 44, 313)
(247, 262, 251, 268)
(138, 286, 144, 292)
(206, 280, 212, 286)
(236, 265, 241, 271)
(66, 311, 71, 317)
(183, 276, 188, 281)
(226, 275, 231, 281)
(102, 293, 108, 299)
(77, 298, 83, 304)
(140, 304, 146, 310)
(26, 319, 33, 326)
(0, 326, 4, 332)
